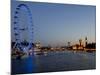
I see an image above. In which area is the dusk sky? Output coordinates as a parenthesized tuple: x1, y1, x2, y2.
(11, 1, 96, 46)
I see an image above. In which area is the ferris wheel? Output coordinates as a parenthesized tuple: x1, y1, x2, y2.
(13, 4, 33, 52)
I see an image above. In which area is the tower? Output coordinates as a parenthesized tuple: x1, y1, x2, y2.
(85, 37, 88, 47)
(68, 42, 71, 47)
(79, 39, 82, 46)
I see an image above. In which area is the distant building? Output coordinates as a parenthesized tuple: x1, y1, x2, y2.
(34, 41, 42, 52)
(72, 45, 77, 50)
(72, 44, 84, 50)
(85, 42, 96, 49)
(71, 39, 84, 50)
(35, 41, 41, 48)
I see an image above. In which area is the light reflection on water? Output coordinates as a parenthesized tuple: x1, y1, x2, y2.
(11, 50, 96, 74)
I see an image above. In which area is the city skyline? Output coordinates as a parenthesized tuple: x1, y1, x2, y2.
(11, 1, 96, 47)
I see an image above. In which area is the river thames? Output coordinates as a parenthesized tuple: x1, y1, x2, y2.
(11, 50, 96, 74)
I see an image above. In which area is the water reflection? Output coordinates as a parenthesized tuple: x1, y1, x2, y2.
(11, 55, 37, 74)
(12, 50, 96, 74)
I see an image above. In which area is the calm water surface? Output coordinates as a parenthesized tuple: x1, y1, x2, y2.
(11, 50, 96, 74)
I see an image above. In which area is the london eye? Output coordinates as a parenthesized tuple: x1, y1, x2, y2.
(13, 4, 33, 53)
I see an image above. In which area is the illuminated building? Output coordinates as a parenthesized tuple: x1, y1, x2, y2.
(72, 39, 84, 50)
